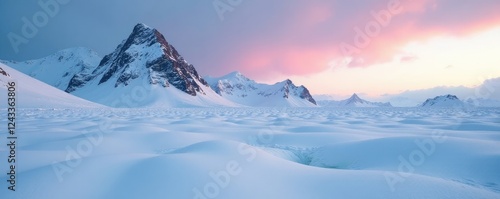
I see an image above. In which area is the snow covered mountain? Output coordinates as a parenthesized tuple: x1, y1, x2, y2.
(66, 23, 237, 107)
(205, 72, 317, 107)
(1, 47, 101, 91)
(318, 93, 392, 107)
(419, 94, 465, 107)
(0, 63, 100, 108)
(2, 24, 319, 108)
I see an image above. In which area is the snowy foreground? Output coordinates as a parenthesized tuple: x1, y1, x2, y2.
(1, 107, 499, 199)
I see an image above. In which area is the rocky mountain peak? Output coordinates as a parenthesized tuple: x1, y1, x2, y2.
(420, 94, 463, 107)
(66, 23, 208, 96)
(345, 93, 363, 104)
(205, 72, 317, 106)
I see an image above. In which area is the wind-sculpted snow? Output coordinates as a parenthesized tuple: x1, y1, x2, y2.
(1, 107, 499, 199)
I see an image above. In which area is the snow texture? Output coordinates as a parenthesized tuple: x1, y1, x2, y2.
(0, 107, 499, 199)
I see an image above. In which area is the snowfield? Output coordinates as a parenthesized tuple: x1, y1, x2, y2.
(1, 107, 499, 199)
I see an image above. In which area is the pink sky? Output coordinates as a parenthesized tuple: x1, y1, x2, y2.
(197, 0, 500, 83)
(2, 0, 499, 96)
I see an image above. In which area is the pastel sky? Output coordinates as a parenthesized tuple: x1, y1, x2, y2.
(1, 0, 500, 97)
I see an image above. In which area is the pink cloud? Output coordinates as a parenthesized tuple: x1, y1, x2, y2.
(335, 0, 500, 68)
(225, 44, 337, 79)
(400, 55, 418, 63)
(198, 0, 500, 79)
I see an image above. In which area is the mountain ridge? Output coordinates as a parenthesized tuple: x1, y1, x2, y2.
(1, 47, 101, 91)
(318, 93, 392, 107)
(205, 71, 317, 107)
(419, 94, 465, 107)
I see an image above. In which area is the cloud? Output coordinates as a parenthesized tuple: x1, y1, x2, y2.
(379, 77, 500, 106)
(1, 0, 500, 80)
(399, 55, 418, 63)
(198, 0, 500, 78)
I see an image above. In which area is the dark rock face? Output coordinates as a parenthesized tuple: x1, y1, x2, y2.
(65, 73, 92, 92)
(281, 79, 316, 105)
(147, 56, 207, 96)
(421, 94, 461, 107)
(0, 67, 10, 77)
(66, 23, 208, 96)
(206, 73, 317, 106)
(299, 86, 317, 105)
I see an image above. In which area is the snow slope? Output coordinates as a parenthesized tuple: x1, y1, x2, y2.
(0, 63, 101, 108)
(0, 107, 498, 199)
(319, 93, 392, 107)
(205, 72, 317, 107)
(1, 47, 101, 91)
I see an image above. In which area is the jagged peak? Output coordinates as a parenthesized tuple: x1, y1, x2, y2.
(211, 71, 254, 83)
(350, 93, 360, 99)
(133, 23, 153, 31)
(122, 23, 158, 47)
(345, 93, 364, 103)
(444, 94, 459, 100)
(420, 94, 463, 107)
(274, 79, 294, 86)
(130, 23, 156, 37)
(429, 94, 460, 101)
(121, 23, 182, 63)
(224, 71, 246, 79)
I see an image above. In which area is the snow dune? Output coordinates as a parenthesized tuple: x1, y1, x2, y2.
(1, 107, 499, 199)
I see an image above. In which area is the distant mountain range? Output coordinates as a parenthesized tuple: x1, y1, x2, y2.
(318, 93, 392, 107)
(205, 72, 316, 107)
(2, 23, 499, 108)
(419, 94, 465, 107)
